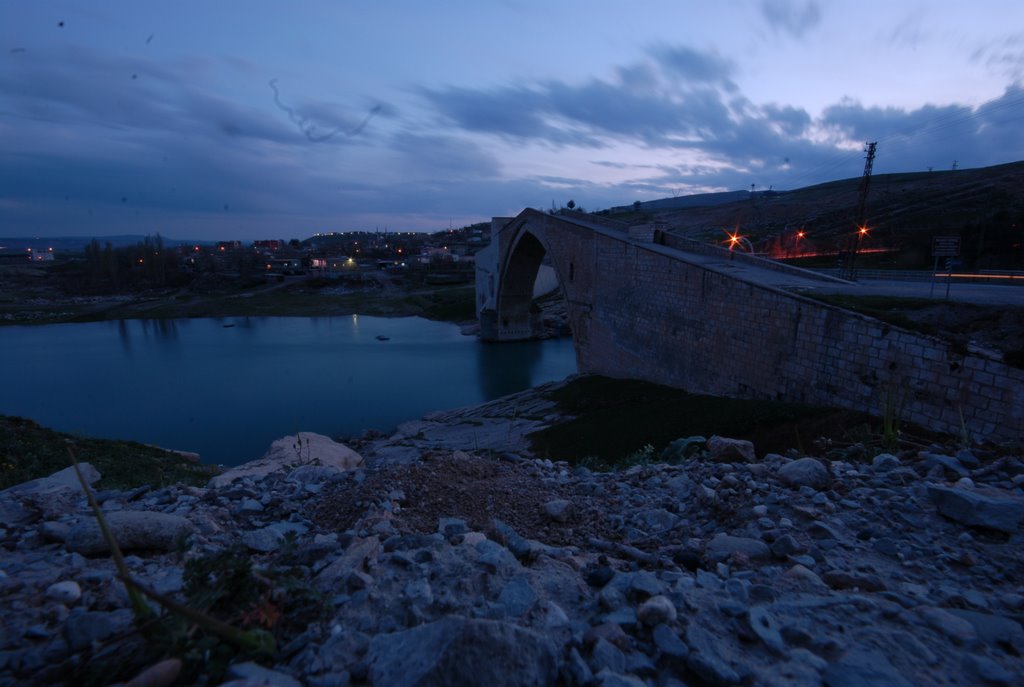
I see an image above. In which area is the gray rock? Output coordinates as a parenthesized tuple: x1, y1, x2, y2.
(368, 617, 558, 687)
(543, 499, 572, 523)
(687, 648, 740, 685)
(706, 533, 770, 563)
(594, 669, 646, 687)
(707, 436, 755, 463)
(747, 606, 786, 654)
(921, 452, 971, 478)
(208, 433, 363, 488)
(871, 453, 901, 471)
(227, 661, 302, 687)
(652, 624, 689, 660)
(661, 436, 706, 462)
(4, 463, 100, 497)
(20, 487, 83, 520)
(314, 536, 381, 591)
(637, 595, 676, 626)
(123, 658, 183, 687)
(45, 581, 81, 606)
(63, 609, 133, 652)
(634, 509, 679, 533)
(564, 647, 593, 686)
(944, 608, 1024, 654)
(64, 511, 193, 554)
(438, 517, 468, 537)
(823, 570, 886, 592)
(288, 464, 345, 484)
(770, 534, 804, 558)
(492, 520, 532, 560)
(962, 653, 1014, 686)
(823, 647, 914, 687)
(0, 494, 34, 526)
(928, 484, 1024, 533)
(590, 637, 626, 674)
(241, 526, 285, 553)
(917, 606, 978, 645)
(777, 458, 829, 489)
(686, 624, 741, 685)
(498, 576, 537, 617)
(476, 539, 521, 575)
(404, 579, 433, 608)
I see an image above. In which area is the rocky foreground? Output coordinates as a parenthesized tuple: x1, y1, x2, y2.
(2, 421, 1024, 686)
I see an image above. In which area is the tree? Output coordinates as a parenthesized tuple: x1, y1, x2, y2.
(566, 199, 575, 210)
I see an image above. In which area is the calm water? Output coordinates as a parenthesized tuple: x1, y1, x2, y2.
(0, 316, 576, 466)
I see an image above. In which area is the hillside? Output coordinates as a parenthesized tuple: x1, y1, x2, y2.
(618, 161, 1024, 269)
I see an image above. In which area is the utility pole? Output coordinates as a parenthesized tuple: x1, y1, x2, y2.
(843, 141, 877, 280)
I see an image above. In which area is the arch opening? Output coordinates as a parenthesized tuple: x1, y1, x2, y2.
(494, 229, 567, 341)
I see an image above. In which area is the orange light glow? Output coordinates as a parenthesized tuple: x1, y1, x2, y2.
(858, 226, 869, 236)
(796, 231, 806, 239)
(938, 273, 1024, 280)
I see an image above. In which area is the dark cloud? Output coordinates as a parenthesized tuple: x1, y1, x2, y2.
(389, 132, 501, 180)
(0, 44, 294, 144)
(760, 0, 823, 39)
(820, 85, 1024, 171)
(651, 46, 736, 86)
(418, 84, 592, 145)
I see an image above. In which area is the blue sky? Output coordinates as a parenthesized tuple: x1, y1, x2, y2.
(2, 0, 1022, 240)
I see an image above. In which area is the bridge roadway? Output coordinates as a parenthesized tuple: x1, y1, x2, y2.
(662, 243, 1024, 307)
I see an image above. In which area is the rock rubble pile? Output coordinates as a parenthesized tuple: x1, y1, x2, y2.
(1, 430, 1023, 686)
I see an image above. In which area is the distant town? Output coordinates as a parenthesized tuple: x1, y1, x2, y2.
(0, 223, 491, 293)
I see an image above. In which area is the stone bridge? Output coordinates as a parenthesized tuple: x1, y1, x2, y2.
(474, 208, 1023, 442)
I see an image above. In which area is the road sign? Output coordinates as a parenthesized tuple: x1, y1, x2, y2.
(932, 236, 960, 257)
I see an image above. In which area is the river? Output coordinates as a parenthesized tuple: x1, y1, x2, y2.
(0, 316, 577, 466)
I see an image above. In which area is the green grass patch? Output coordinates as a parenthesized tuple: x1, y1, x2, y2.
(528, 376, 847, 466)
(0, 415, 217, 490)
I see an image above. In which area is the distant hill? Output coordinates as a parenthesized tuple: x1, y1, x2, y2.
(611, 161, 1024, 269)
(608, 190, 751, 213)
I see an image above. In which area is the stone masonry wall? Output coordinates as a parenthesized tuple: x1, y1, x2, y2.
(488, 210, 1024, 442)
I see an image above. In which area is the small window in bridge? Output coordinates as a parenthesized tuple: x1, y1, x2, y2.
(569, 262, 574, 283)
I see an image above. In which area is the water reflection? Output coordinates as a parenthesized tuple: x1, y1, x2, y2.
(140, 317, 179, 342)
(0, 317, 575, 466)
(117, 319, 132, 354)
(476, 340, 544, 400)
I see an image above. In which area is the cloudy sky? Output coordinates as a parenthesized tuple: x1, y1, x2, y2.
(2, 1, 1022, 240)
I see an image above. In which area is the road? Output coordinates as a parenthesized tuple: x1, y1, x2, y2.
(666, 244, 1024, 306)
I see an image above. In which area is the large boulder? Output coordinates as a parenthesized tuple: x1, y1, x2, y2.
(65, 511, 193, 554)
(3, 463, 101, 497)
(1, 463, 102, 524)
(208, 433, 364, 488)
(927, 485, 1024, 533)
(368, 617, 559, 687)
(777, 457, 830, 489)
(706, 436, 755, 463)
(706, 533, 770, 563)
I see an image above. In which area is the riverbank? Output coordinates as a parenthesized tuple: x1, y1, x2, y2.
(1, 376, 1022, 686)
(0, 265, 477, 326)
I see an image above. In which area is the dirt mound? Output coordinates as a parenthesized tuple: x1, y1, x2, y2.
(310, 450, 623, 547)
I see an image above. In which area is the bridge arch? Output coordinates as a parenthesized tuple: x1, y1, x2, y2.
(477, 210, 591, 343)
(495, 223, 568, 341)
